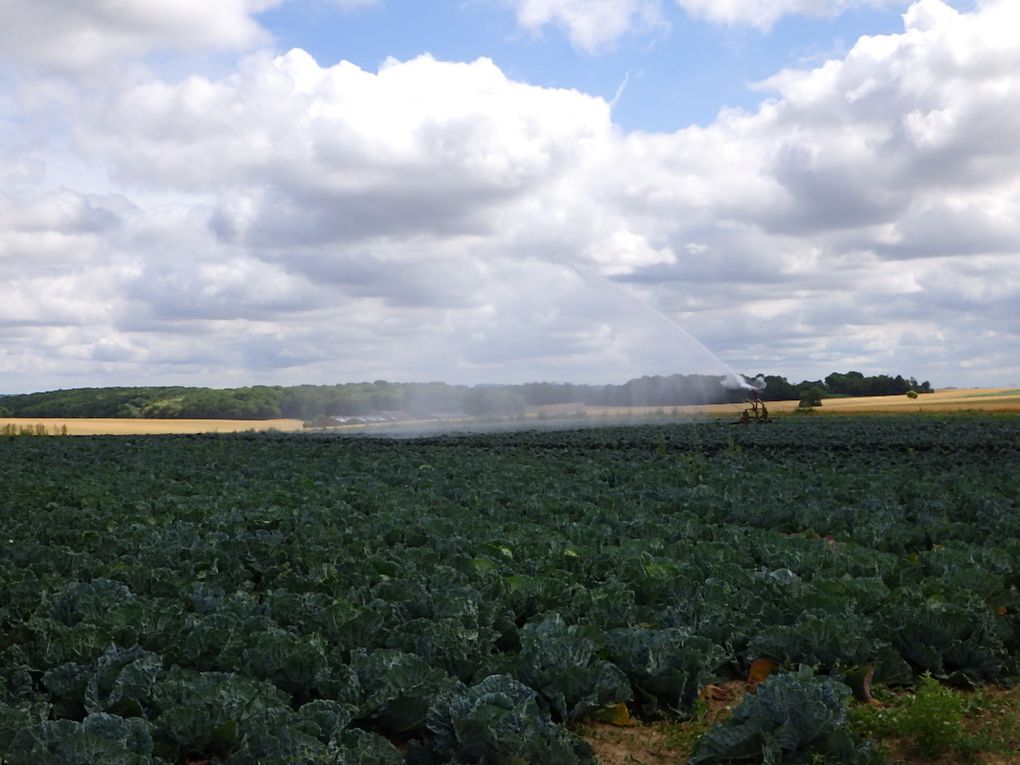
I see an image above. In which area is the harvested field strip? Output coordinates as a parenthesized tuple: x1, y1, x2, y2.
(0, 417, 304, 435)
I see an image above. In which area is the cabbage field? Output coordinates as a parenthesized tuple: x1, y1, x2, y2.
(2, 416, 1019, 763)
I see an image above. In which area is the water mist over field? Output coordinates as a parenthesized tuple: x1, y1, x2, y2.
(295, 262, 761, 435)
(351, 254, 749, 395)
(0, 258, 762, 433)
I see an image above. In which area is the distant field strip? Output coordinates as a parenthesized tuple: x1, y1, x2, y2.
(795, 388, 1020, 413)
(0, 417, 305, 435)
(3, 389, 1019, 435)
(962, 388, 1020, 398)
(589, 388, 1020, 418)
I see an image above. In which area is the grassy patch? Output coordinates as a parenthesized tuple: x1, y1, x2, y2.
(582, 679, 1020, 764)
(850, 677, 1020, 763)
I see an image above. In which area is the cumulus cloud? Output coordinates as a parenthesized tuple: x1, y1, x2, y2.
(0, 191, 127, 281)
(78, 50, 672, 276)
(501, 0, 903, 50)
(2, 0, 1020, 390)
(0, 0, 278, 73)
(674, 0, 899, 30)
(501, 0, 664, 53)
(85, 51, 607, 198)
(583, 0, 1020, 382)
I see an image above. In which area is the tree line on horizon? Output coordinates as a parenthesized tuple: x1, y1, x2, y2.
(0, 370, 931, 421)
(758, 371, 931, 403)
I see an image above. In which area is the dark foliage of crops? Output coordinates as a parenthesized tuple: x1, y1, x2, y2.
(1, 417, 1018, 763)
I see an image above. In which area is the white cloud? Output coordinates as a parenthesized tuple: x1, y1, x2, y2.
(78, 50, 669, 275)
(502, 0, 664, 53)
(674, 0, 899, 30)
(2, 0, 1020, 390)
(0, 0, 278, 73)
(500, 0, 905, 50)
(88, 50, 604, 192)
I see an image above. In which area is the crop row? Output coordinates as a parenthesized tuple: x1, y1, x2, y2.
(1, 417, 1019, 762)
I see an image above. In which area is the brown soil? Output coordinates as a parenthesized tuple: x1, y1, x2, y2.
(581, 681, 748, 764)
(582, 722, 688, 765)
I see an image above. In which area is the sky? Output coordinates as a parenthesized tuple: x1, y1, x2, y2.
(1, 0, 1018, 393)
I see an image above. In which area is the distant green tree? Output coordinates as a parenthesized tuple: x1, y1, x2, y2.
(826, 371, 865, 396)
(758, 375, 798, 401)
(823, 371, 928, 397)
(800, 386, 825, 408)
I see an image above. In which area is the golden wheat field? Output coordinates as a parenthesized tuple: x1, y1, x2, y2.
(586, 387, 1020, 418)
(0, 417, 305, 436)
(750, 387, 1020, 415)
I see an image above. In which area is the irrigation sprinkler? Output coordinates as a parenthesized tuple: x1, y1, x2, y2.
(739, 389, 769, 424)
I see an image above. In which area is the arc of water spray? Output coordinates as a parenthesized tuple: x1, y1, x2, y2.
(559, 260, 765, 392)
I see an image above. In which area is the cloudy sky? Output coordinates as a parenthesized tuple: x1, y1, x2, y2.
(1, 0, 1018, 392)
